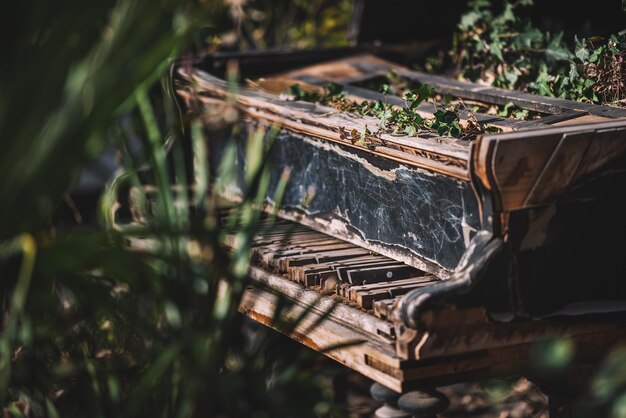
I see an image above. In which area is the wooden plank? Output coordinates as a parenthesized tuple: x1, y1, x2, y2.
(334, 82, 543, 132)
(575, 126, 626, 178)
(553, 114, 620, 126)
(538, 110, 588, 125)
(275, 53, 394, 84)
(474, 120, 626, 211)
(524, 130, 594, 206)
(490, 133, 563, 210)
(278, 53, 626, 118)
(239, 283, 405, 391)
(395, 68, 626, 118)
(178, 69, 472, 179)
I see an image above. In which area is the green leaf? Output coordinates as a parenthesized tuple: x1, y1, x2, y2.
(497, 101, 514, 117)
(589, 48, 602, 63)
(575, 36, 590, 61)
(505, 69, 518, 87)
(545, 32, 572, 61)
(517, 24, 543, 48)
(326, 82, 344, 97)
(584, 78, 596, 89)
(501, 3, 515, 22)
(460, 11, 482, 30)
(490, 40, 504, 61)
(417, 84, 435, 100)
(569, 62, 579, 80)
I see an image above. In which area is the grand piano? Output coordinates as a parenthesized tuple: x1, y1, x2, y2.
(171, 47, 626, 416)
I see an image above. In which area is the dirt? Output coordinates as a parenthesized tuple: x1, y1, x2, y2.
(341, 371, 549, 418)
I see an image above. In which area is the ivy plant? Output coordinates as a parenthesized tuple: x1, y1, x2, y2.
(289, 83, 499, 142)
(447, 0, 625, 106)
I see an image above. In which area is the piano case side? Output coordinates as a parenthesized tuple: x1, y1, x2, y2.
(470, 121, 626, 318)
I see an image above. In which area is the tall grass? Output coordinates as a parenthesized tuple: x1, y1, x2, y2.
(0, 1, 346, 416)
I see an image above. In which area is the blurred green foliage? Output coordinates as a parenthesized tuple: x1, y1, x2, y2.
(209, 0, 354, 50)
(532, 338, 575, 372)
(432, 0, 626, 106)
(0, 0, 353, 416)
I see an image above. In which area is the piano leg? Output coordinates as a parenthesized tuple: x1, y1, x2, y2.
(370, 383, 450, 418)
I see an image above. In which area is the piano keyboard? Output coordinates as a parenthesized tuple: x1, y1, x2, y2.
(226, 217, 439, 320)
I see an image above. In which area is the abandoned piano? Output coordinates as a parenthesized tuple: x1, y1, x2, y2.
(174, 49, 626, 416)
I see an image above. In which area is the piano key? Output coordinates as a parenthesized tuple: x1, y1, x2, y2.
(293, 254, 389, 280)
(373, 298, 397, 320)
(276, 247, 372, 271)
(346, 264, 424, 285)
(350, 276, 437, 309)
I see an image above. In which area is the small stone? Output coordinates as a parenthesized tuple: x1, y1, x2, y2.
(397, 390, 450, 416)
(374, 405, 411, 418)
(370, 383, 401, 403)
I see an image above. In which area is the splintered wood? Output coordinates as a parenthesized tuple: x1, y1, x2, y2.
(226, 217, 438, 317)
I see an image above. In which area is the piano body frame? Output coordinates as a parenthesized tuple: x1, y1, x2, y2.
(174, 49, 626, 395)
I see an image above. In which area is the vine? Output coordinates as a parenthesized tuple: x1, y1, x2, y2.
(439, 0, 625, 106)
(289, 83, 500, 142)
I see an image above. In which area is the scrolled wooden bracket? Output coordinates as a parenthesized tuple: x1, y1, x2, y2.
(393, 231, 504, 330)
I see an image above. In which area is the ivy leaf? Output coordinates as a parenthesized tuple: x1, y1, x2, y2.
(517, 24, 543, 48)
(545, 32, 572, 61)
(513, 109, 529, 120)
(460, 11, 482, 30)
(379, 109, 392, 128)
(449, 122, 462, 138)
(588, 47, 602, 63)
(497, 101, 514, 117)
(501, 2, 515, 22)
(417, 84, 435, 100)
(489, 39, 504, 61)
(326, 83, 344, 97)
(468, 0, 491, 9)
(569, 62, 579, 80)
(289, 83, 304, 99)
(575, 36, 590, 61)
(505, 69, 519, 87)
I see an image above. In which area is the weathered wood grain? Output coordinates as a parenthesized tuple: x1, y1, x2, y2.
(178, 69, 472, 179)
(474, 121, 626, 212)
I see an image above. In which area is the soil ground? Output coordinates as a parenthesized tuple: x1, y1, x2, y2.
(340, 370, 549, 417)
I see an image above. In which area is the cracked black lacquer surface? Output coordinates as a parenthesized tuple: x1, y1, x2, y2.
(210, 128, 480, 271)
